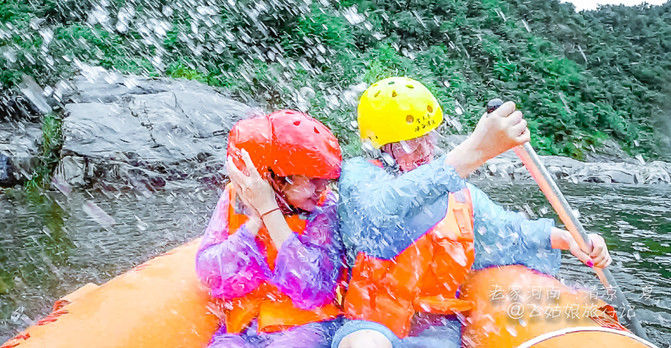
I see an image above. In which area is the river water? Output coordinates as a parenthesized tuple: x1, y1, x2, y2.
(1, 181, 669, 345)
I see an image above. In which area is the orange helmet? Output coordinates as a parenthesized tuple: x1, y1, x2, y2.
(227, 110, 342, 179)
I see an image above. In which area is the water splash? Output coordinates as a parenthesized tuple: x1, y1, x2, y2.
(82, 200, 115, 228)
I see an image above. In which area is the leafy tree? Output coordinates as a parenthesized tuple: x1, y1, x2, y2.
(1, 0, 669, 159)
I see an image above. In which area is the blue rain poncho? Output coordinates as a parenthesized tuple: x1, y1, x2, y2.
(333, 156, 561, 347)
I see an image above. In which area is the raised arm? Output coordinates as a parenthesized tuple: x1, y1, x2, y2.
(339, 156, 465, 222)
(195, 188, 270, 299)
(445, 101, 530, 178)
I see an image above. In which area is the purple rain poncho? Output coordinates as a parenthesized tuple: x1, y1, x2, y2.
(195, 187, 343, 347)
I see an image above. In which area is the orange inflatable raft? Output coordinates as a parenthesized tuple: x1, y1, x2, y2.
(1, 239, 219, 348)
(460, 265, 656, 347)
(2, 243, 656, 347)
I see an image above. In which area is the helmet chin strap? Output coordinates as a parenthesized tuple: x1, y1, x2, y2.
(362, 139, 400, 174)
(381, 143, 405, 173)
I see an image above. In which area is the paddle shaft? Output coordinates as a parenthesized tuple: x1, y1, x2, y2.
(485, 99, 647, 339)
(513, 143, 647, 339)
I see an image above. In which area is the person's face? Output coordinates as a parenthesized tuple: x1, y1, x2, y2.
(384, 133, 436, 172)
(280, 175, 329, 211)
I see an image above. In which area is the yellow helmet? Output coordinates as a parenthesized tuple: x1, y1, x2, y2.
(357, 77, 443, 148)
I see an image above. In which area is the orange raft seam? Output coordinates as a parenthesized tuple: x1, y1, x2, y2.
(1, 308, 70, 347)
(0, 332, 30, 348)
(35, 309, 69, 326)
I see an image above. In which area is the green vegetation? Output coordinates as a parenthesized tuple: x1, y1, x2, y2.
(1, 0, 670, 159)
(24, 113, 63, 190)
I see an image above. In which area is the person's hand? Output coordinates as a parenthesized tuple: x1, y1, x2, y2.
(566, 233, 612, 268)
(226, 149, 279, 218)
(466, 100, 530, 161)
(551, 228, 612, 268)
(444, 101, 529, 178)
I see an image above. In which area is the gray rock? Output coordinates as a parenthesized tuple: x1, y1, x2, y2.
(480, 153, 581, 181)
(63, 103, 155, 158)
(568, 163, 633, 184)
(41, 66, 671, 188)
(54, 156, 87, 187)
(469, 149, 671, 185)
(584, 139, 638, 164)
(641, 162, 671, 184)
(0, 153, 19, 186)
(539, 155, 583, 169)
(0, 93, 42, 122)
(59, 67, 256, 188)
(512, 165, 532, 180)
(602, 169, 636, 184)
(0, 121, 42, 187)
(485, 159, 516, 179)
(18, 75, 52, 115)
(536, 156, 582, 181)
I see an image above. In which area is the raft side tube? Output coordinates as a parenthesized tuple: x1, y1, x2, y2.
(1, 239, 219, 348)
(519, 326, 657, 347)
(460, 265, 656, 347)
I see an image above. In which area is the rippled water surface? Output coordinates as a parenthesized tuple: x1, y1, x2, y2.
(1, 181, 670, 345)
(475, 180, 671, 346)
(0, 185, 219, 343)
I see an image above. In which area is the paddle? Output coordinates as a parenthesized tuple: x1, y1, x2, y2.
(486, 99, 648, 339)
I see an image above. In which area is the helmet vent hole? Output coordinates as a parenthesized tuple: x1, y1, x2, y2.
(427, 105, 433, 113)
(294, 120, 301, 126)
(406, 84, 414, 89)
(314, 127, 320, 133)
(392, 90, 398, 97)
(406, 115, 414, 124)
(374, 91, 381, 97)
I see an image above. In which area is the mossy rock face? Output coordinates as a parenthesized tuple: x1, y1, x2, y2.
(57, 69, 255, 189)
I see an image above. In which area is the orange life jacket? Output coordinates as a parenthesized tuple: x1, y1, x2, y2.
(343, 187, 475, 338)
(222, 185, 342, 334)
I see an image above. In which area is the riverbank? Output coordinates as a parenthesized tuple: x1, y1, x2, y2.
(1, 71, 670, 189)
(445, 135, 671, 185)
